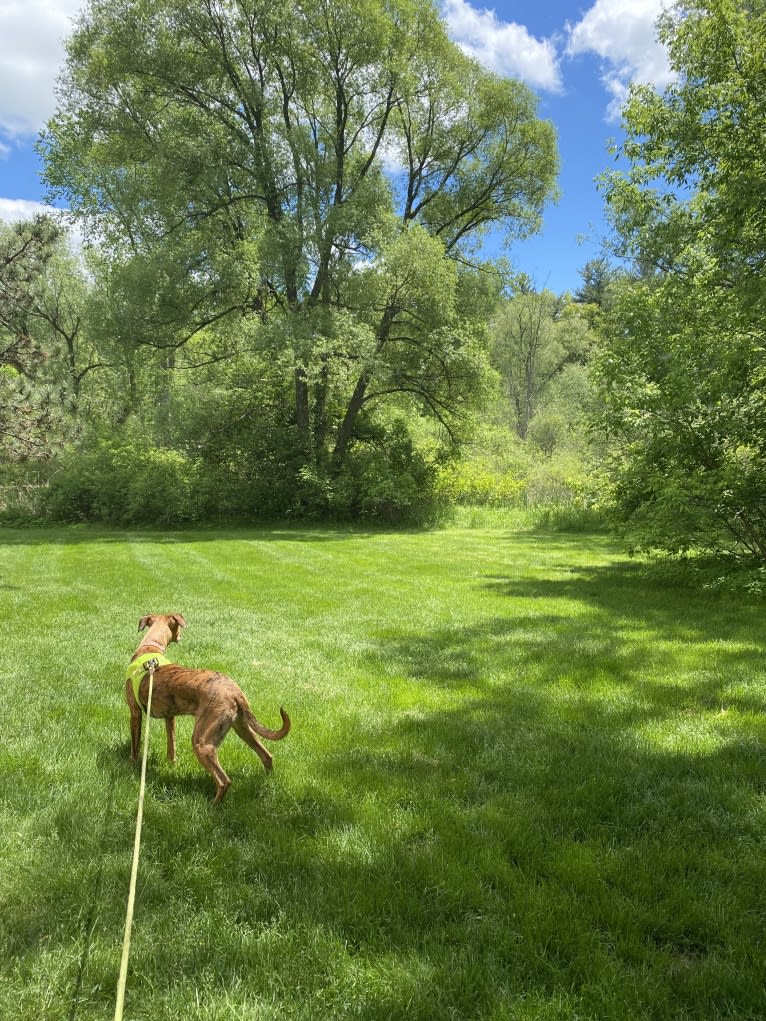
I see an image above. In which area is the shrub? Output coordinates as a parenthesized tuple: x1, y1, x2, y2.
(330, 417, 440, 524)
(42, 439, 199, 525)
(435, 459, 527, 507)
(0, 461, 53, 523)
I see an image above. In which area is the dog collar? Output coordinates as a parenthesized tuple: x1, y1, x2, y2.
(127, 652, 172, 708)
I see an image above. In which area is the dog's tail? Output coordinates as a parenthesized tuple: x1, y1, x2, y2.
(239, 698, 291, 741)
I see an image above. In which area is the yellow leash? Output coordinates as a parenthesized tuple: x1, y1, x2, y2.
(114, 662, 155, 1021)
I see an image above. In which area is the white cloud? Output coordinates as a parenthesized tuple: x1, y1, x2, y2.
(0, 0, 81, 138)
(0, 198, 84, 251)
(0, 197, 52, 222)
(567, 0, 673, 119)
(443, 0, 563, 93)
(376, 138, 406, 177)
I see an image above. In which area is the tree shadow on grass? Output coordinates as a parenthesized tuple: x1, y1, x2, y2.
(272, 561, 766, 1016)
(308, 665, 764, 1012)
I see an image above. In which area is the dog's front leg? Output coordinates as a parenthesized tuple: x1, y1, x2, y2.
(165, 717, 176, 762)
(126, 682, 142, 761)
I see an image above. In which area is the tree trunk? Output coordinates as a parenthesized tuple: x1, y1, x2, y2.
(331, 370, 370, 470)
(312, 359, 330, 456)
(295, 366, 311, 452)
(331, 307, 396, 469)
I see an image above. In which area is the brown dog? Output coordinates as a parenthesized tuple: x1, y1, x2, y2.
(125, 613, 290, 803)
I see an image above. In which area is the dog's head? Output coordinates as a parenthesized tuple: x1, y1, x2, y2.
(138, 613, 187, 643)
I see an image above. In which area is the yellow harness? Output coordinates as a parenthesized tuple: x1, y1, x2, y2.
(126, 652, 171, 709)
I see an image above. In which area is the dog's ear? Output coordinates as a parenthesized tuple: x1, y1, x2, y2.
(170, 613, 186, 639)
(138, 615, 155, 632)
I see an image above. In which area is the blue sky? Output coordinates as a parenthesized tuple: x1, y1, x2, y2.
(0, 0, 671, 294)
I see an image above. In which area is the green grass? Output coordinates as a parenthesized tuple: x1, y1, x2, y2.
(1, 524, 765, 1021)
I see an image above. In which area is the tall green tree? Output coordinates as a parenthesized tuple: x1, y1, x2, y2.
(26, 242, 106, 409)
(491, 289, 593, 440)
(41, 0, 558, 490)
(573, 257, 614, 308)
(0, 216, 64, 459)
(596, 0, 766, 562)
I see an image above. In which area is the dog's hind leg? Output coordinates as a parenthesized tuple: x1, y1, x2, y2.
(233, 716, 274, 773)
(191, 716, 233, 804)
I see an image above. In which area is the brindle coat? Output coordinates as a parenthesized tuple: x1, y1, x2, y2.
(126, 613, 290, 803)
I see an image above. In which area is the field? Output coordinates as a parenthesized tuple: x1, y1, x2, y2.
(1, 525, 765, 1021)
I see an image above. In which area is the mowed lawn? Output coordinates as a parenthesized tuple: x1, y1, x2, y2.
(1, 526, 765, 1021)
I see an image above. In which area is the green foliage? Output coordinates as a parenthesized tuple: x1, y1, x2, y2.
(170, 365, 311, 521)
(435, 458, 527, 507)
(36, 374, 443, 526)
(0, 216, 67, 459)
(166, 359, 439, 523)
(41, 0, 557, 478)
(42, 439, 199, 525)
(0, 460, 56, 523)
(596, 0, 766, 564)
(526, 409, 568, 456)
(438, 283, 605, 524)
(14, 0, 563, 522)
(491, 290, 596, 439)
(595, 258, 766, 562)
(330, 416, 440, 524)
(434, 419, 604, 525)
(605, 0, 766, 302)
(573, 257, 615, 308)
